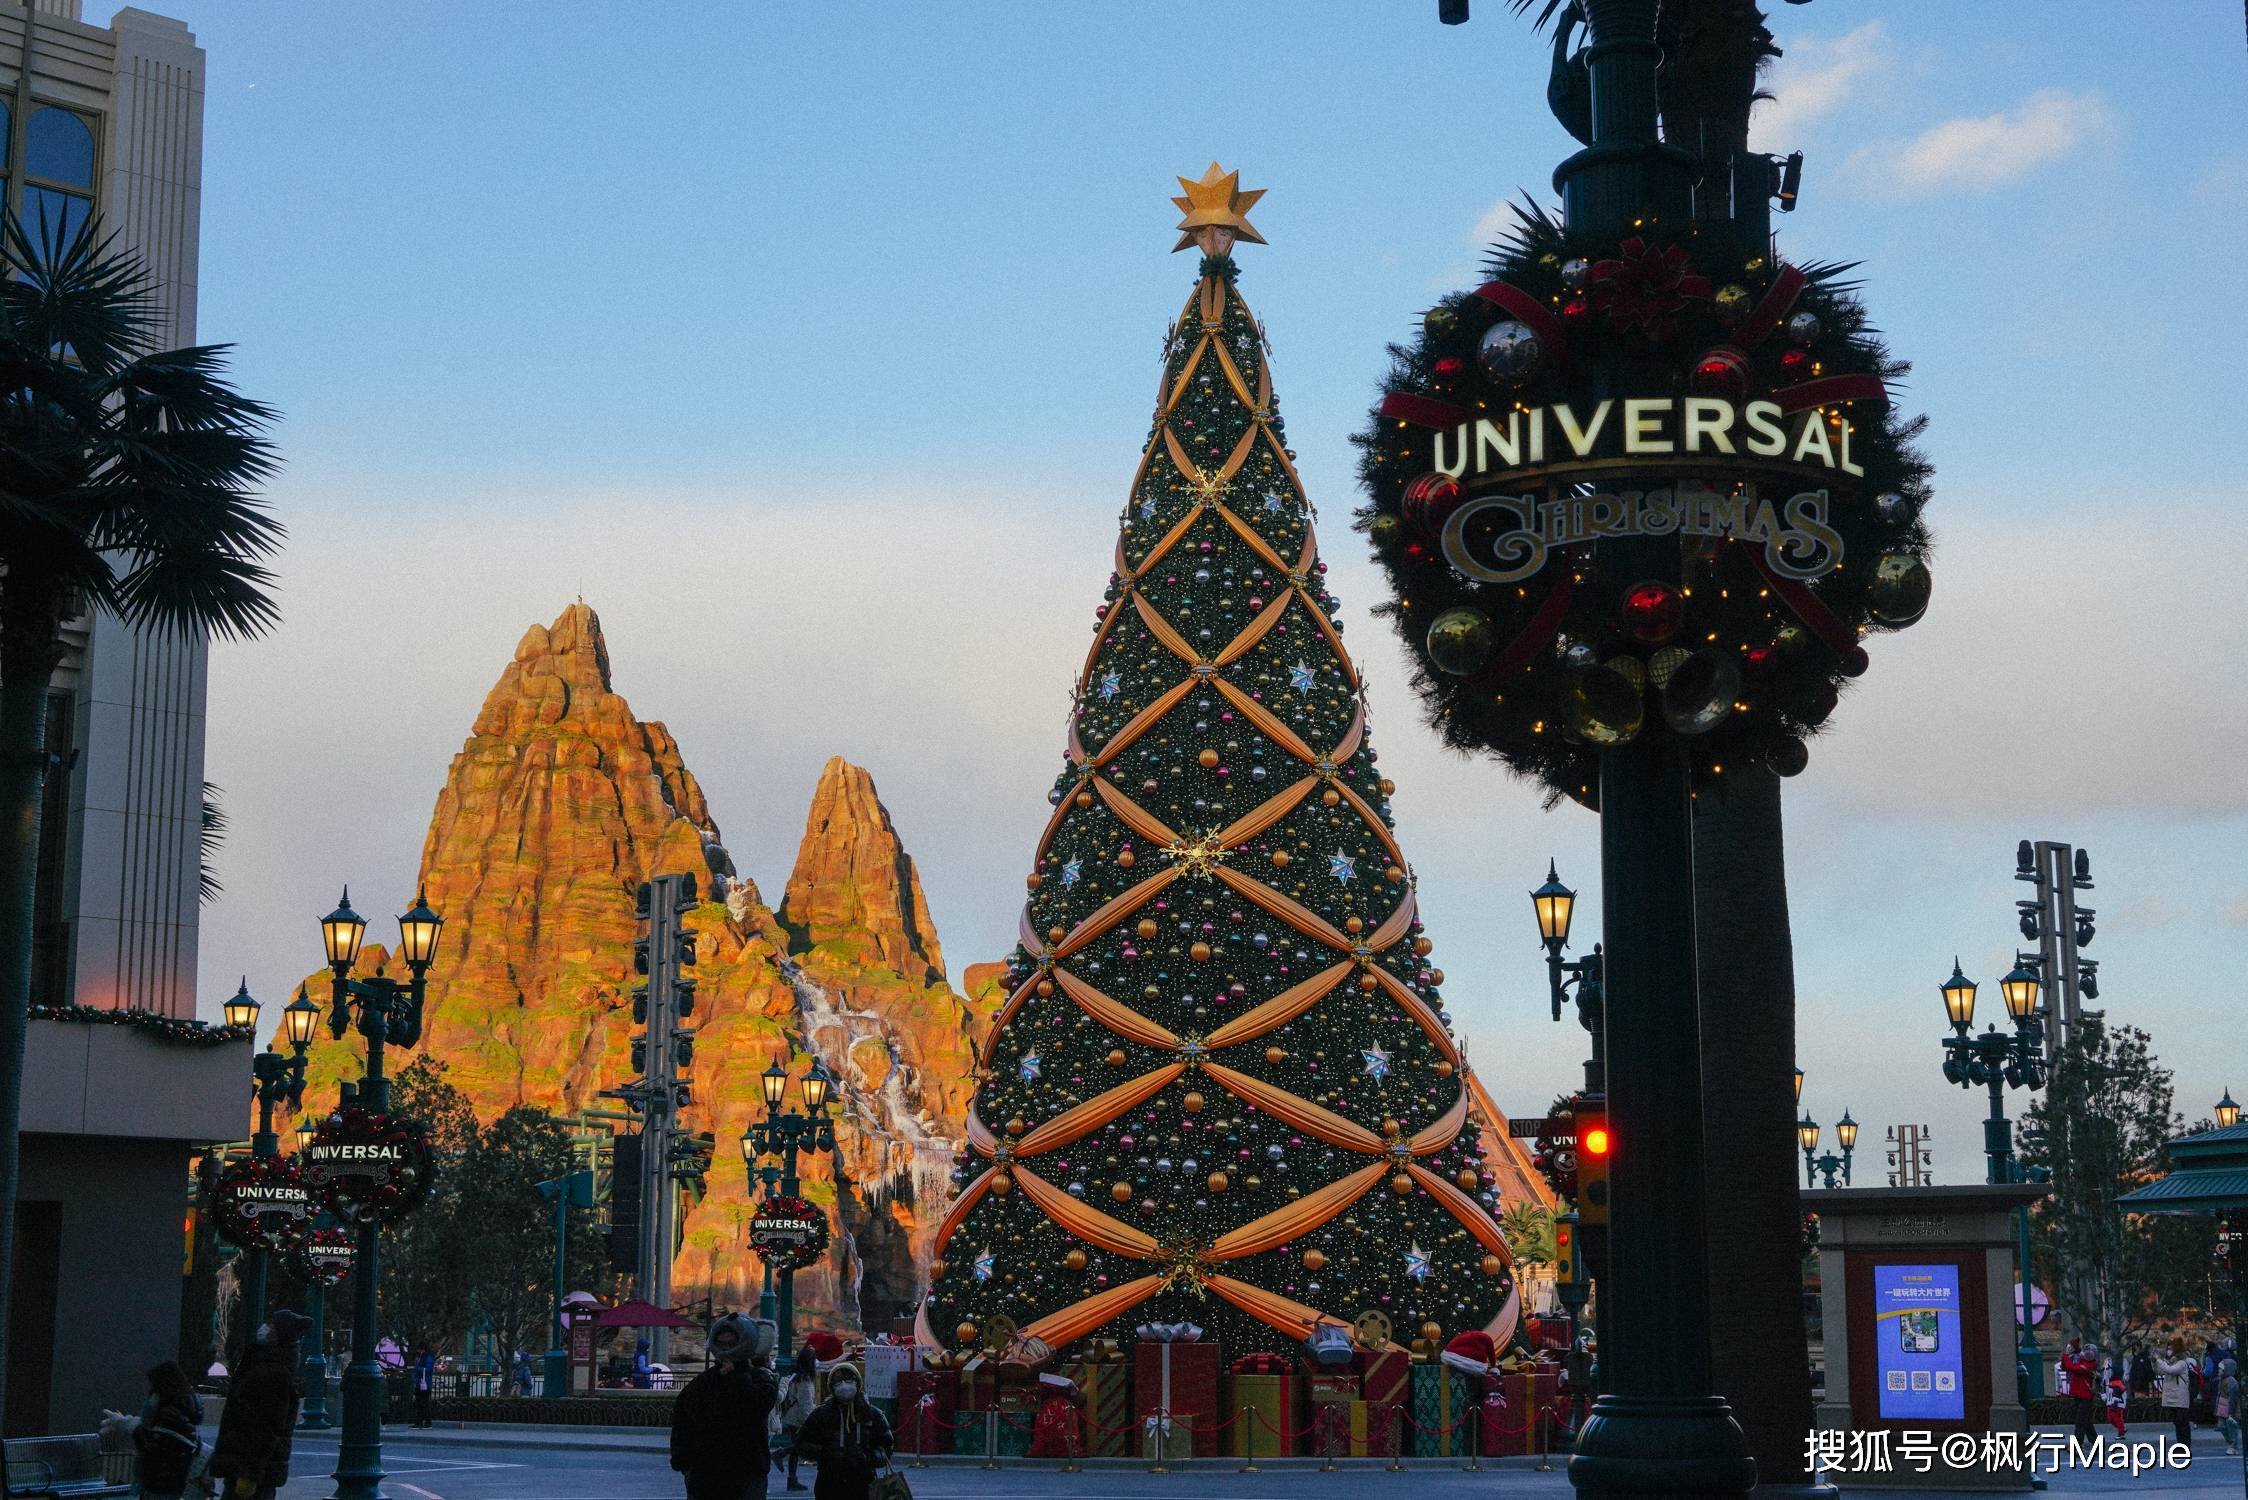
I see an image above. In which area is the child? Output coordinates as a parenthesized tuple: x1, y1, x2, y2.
(2103, 1371, 2128, 1438)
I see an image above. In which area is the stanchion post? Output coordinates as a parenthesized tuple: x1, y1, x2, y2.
(1148, 1410, 1169, 1475)
(982, 1409, 999, 1471)
(1059, 1418, 1082, 1474)
(1238, 1404, 1259, 1474)
(1386, 1404, 1406, 1472)
(1536, 1405, 1554, 1471)
(1462, 1402, 1484, 1472)
(1320, 1408, 1337, 1472)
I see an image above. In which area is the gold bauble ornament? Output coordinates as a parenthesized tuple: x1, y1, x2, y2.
(1111, 1182, 1133, 1203)
(1036, 979, 1054, 997)
(1412, 937, 1433, 958)
(1320, 788, 1341, 807)
(1118, 849, 1136, 868)
(1183, 1091, 1206, 1113)
(1369, 514, 1403, 551)
(1064, 1248, 1089, 1272)
(1270, 850, 1291, 868)
(1244, 1175, 1262, 1189)
(1381, 1118, 1401, 1138)
(1207, 1171, 1229, 1192)
(1479, 1254, 1505, 1277)
(1570, 662, 1645, 746)
(1435, 1060, 1455, 1078)
(1714, 283, 1752, 325)
(1456, 1168, 1479, 1190)
(1264, 1045, 1287, 1064)
(1198, 748, 1220, 768)
(1106, 1048, 1128, 1067)
(957, 1321, 980, 1344)
(1190, 941, 1211, 961)
(931, 1258, 947, 1279)
(1137, 918, 1158, 939)
(1420, 1320, 1443, 1342)
(1430, 968, 1446, 985)
(1075, 790, 1094, 809)
(1425, 606, 1498, 676)
(1344, 915, 1364, 934)
(1302, 1249, 1328, 1271)
(1378, 778, 1396, 796)
(1047, 925, 1066, 945)
(1390, 1173, 1415, 1195)
(990, 1172, 1014, 1196)
(1026, 873, 1042, 890)
(1385, 865, 1404, 884)
(1006, 1117, 1027, 1137)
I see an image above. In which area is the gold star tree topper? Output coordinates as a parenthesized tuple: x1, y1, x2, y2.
(1172, 162, 1267, 255)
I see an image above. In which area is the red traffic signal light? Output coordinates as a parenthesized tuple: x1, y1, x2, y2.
(1582, 1125, 1611, 1159)
(1576, 1103, 1611, 1227)
(1555, 1218, 1578, 1283)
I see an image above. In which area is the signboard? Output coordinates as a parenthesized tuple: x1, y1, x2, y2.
(213, 1157, 316, 1252)
(1510, 1117, 1570, 1141)
(2013, 1282, 2049, 1328)
(289, 1225, 355, 1287)
(301, 1107, 435, 1224)
(569, 1318, 595, 1397)
(748, 1194, 830, 1270)
(1872, 1263, 1966, 1421)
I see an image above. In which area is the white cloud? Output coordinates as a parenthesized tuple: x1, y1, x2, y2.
(1752, 22, 1891, 148)
(1856, 89, 2116, 199)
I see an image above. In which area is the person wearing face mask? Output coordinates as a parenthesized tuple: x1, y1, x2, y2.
(792, 1361, 894, 1500)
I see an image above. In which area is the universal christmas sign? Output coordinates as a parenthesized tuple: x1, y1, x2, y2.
(1356, 220, 1935, 794)
(289, 1225, 355, 1288)
(748, 1195, 829, 1270)
(214, 1156, 316, 1251)
(301, 1106, 434, 1224)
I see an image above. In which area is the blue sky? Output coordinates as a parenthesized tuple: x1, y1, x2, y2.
(186, 3, 2248, 1185)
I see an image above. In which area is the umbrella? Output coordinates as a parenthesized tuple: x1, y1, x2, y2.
(590, 1298, 699, 1330)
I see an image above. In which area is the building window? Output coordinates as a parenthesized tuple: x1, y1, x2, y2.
(19, 104, 94, 247)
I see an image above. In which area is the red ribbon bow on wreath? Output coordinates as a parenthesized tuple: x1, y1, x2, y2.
(1587, 237, 1710, 341)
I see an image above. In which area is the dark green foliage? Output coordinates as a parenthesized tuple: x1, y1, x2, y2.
(2019, 1021, 2220, 1349)
(923, 259, 1512, 1360)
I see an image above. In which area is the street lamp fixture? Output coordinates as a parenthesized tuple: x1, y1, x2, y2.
(397, 890, 444, 969)
(321, 889, 368, 971)
(2217, 1090, 2241, 1130)
(801, 1061, 833, 1115)
(1941, 961, 1977, 1033)
(282, 985, 321, 1049)
(224, 978, 261, 1031)
(1798, 1116, 1820, 1186)
(295, 1114, 318, 1153)
(761, 1060, 788, 1110)
(1998, 958, 2041, 1023)
(1835, 1111, 1858, 1155)
(1530, 860, 1605, 1091)
(1793, 1067, 1804, 1107)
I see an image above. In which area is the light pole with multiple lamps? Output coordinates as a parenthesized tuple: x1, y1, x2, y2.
(740, 1059, 837, 1372)
(1796, 1112, 1856, 1189)
(224, 980, 321, 1331)
(319, 887, 444, 1500)
(1937, 956, 2047, 1402)
(292, 1112, 336, 1430)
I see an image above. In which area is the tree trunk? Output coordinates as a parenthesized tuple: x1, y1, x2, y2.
(1695, 765, 1815, 1488)
(0, 592, 63, 1427)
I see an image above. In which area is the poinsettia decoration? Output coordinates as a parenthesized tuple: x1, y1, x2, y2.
(1587, 236, 1710, 340)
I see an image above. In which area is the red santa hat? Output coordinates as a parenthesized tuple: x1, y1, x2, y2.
(1441, 1330, 1498, 1377)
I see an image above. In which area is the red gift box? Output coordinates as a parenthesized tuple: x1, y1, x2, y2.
(1027, 1395, 1082, 1458)
(1360, 1346, 1412, 1408)
(896, 1369, 960, 1454)
(1134, 1339, 1222, 1458)
(1493, 1368, 1563, 1455)
(1232, 1351, 1293, 1375)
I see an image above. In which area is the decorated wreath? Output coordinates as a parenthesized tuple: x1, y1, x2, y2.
(301, 1105, 434, 1224)
(1532, 1092, 1582, 1201)
(747, 1194, 830, 1270)
(1352, 204, 1932, 801)
(288, 1223, 356, 1287)
(213, 1154, 317, 1252)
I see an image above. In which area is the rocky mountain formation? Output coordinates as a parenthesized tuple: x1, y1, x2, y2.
(294, 603, 994, 1331)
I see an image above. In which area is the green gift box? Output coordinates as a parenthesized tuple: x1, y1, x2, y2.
(949, 1410, 985, 1457)
(1410, 1364, 1474, 1457)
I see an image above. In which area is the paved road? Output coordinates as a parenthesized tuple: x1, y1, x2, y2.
(270, 1425, 2248, 1500)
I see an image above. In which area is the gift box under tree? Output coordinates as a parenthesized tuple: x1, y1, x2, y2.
(895, 1369, 958, 1455)
(1314, 1399, 1400, 1459)
(1360, 1345, 1412, 1410)
(1499, 1365, 1563, 1455)
(1063, 1358, 1132, 1457)
(1228, 1354, 1305, 1459)
(1410, 1363, 1475, 1458)
(1133, 1337, 1220, 1458)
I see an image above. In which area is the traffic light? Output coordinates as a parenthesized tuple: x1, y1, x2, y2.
(631, 985, 649, 1024)
(1576, 1102, 1611, 1227)
(1555, 1214, 1578, 1284)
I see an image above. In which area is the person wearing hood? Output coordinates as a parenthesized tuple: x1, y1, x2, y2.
(792, 1361, 893, 1500)
(2153, 1336, 2197, 1450)
(670, 1314, 779, 1500)
(209, 1311, 308, 1500)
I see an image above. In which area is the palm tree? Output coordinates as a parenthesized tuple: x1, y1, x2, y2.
(0, 211, 281, 1418)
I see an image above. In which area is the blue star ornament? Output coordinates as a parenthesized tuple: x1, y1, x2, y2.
(1140, 497, 1158, 521)
(1361, 1043, 1391, 1081)
(1328, 850, 1356, 883)
(1263, 490, 1285, 513)
(973, 1249, 995, 1283)
(1289, 661, 1316, 695)
(1098, 671, 1122, 701)
(1019, 1051, 1043, 1081)
(1060, 860, 1082, 889)
(1406, 1245, 1431, 1282)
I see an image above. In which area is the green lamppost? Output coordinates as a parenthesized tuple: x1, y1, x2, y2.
(294, 1113, 336, 1430)
(740, 1059, 836, 1372)
(1797, 1116, 1820, 1188)
(1938, 957, 2047, 1403)
(233, 981, 319, 1330)
(1808, 1113, 1856, 1188)
(320, 887, 444, 1500)
(537, 1169, 594, 1397)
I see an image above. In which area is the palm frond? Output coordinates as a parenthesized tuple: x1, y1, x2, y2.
(1504, 0, 1575, 31)
(0, 208, 156, 375)
(199, 781, 226, 904)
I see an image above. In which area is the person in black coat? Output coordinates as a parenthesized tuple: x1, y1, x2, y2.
(124, 1359, 203, 1499)
(793, 1362, 894, 1500)
(670, 1314, 780, 1500)
(210, 1311, 308, 1500)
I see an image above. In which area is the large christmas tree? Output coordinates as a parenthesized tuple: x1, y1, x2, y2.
(919, 167, 1517, 1362)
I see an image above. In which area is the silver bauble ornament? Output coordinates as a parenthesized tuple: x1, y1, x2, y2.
(1425, 607, 1497, 676)
(1768, 738, 1811, 778)
(1569, 663, 1645, 746)
(1866, 552, 1933, 628)
(1558, 638, 1599, 671)
(1475, 320, 1543, 386)
(1872, 491, 1910, 526)
(1560, 258, 1591, 292)
(1660, 650, 1742, 736)
(1786, 310, 1822, 345)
